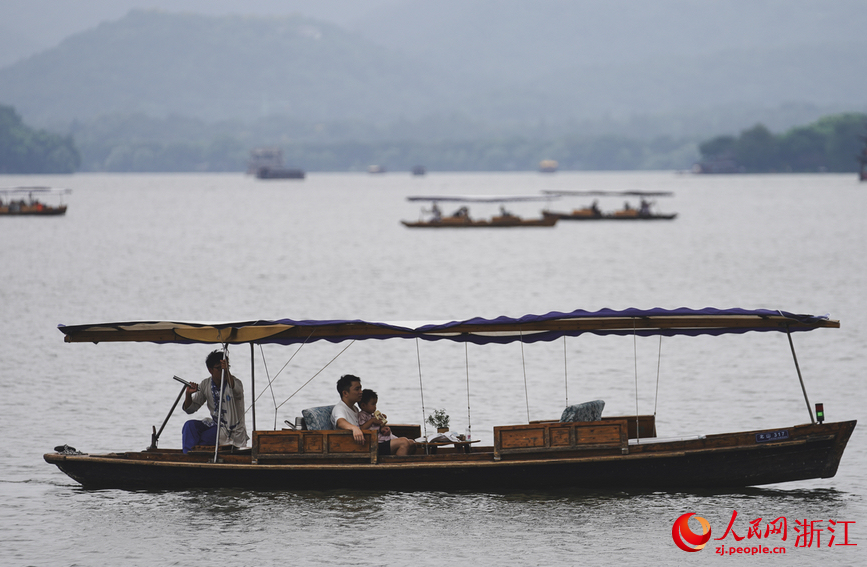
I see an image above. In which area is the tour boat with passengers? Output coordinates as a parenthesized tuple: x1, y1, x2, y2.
(45, 307, 855, 491)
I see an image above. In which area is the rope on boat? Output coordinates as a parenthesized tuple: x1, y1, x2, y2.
(274, 339, 356, 411)
(255, 343, 278, 429)
(250, 329, 317, 410)
(258, 343, 277, 424)
(520, 329, 530, 422)
(465, 342, 472, 440)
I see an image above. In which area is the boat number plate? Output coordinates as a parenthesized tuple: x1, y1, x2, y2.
(756, 430, 789, 443)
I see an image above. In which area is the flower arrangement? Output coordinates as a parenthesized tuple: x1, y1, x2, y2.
(426, 408, 450, 431)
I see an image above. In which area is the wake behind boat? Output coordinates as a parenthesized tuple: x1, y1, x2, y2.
(45, 307, 854, 491)
(403, 195, 558, 228)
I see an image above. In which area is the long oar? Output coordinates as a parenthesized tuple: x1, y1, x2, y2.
(149, 379, 187, 450)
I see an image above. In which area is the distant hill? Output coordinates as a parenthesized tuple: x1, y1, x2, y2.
(0, 10, 456, 125)
(1, 4, 865, 139)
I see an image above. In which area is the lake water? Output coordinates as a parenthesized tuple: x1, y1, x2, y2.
(1, 171, 865, 565)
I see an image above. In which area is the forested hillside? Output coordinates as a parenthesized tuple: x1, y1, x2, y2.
(0, 105, 80, 173)
(697, 114, 866, 173)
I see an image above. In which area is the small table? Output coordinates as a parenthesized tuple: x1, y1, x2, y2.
(417, 439, 480, 454)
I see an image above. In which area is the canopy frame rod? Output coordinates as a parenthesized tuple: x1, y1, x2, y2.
(562, 336, 569, 408)
(632, 318, 640, 444)
(250, 343, 256, 434)
(465, 342, 472, 441)
(520, 329, 530, 423)
(213, 342, 228, 464)
(786, 327, 816, 424)
(416, 338, 431, 453)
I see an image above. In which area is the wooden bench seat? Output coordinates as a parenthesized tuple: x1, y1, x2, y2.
(253, 429, 378, 464)
(493, 419, 629, 460)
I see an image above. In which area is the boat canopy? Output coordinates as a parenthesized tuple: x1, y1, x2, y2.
(58, 307, 838, 346)
(407, 195, 556, 203)
(0, 186, 72, 196)
(541, 190, 673, 197)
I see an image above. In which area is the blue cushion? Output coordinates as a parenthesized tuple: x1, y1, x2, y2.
(301, 405, 335, 430)
(559, 400, 605, 422)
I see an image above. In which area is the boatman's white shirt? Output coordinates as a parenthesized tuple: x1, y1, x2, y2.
(331, 400, 359, 429)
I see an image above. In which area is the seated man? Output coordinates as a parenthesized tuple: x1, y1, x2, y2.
(181, 350, 249, 453)
(331, 375, 415, 456)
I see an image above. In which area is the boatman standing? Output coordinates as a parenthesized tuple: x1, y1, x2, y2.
(181, 350, 249, 453)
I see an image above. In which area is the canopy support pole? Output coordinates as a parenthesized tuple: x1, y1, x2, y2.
(465, 342, 472, 440)
(563, 336, 569, 407)
(786, 328, 815, 424)
(633, 318, 640, 444)
(250, 343, 256, 434)
(416, 338, 430, 453)
(213, 343, 228, 464)
(653, 335, 662, 416)
(150, 384, 186, 450)
(520, 330, 530, 423)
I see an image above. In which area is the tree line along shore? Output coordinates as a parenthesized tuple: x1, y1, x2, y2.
(2, 104, 864, 174)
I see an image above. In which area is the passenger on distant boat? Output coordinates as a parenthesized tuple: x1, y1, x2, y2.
(181, 350, 249, 453)
(429, 202, 442, 221)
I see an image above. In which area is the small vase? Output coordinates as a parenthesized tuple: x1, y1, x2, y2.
(437, 427, 448, 434)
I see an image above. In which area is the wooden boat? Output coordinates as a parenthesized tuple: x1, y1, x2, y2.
(255, 166, 305, 179)
(541, 190, 677, 221)
(543, 209, 677, 221)
(403, 195, 558, 228)
(45, 308, 855, 491)
(0, 187, 70, 216)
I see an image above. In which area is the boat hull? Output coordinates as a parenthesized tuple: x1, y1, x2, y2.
(402, 216, 557, 228)
(0, 205, 67, 216)
(255, 167, 305, 179)
(44, 420, 854, 491)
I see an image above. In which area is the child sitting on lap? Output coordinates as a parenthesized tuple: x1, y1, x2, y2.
(358, 388, 415, 456)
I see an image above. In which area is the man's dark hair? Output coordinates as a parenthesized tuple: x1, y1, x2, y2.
(336, 374, 360, 396)
(361, 389, 378, 405)
(205, 350, 224, 368)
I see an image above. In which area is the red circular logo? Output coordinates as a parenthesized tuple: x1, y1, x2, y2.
(672, 512, 712, 552)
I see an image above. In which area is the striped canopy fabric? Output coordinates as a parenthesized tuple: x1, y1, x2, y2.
(58, 307, 838, 346)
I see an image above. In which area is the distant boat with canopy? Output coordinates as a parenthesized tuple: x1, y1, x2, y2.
(541, 190, 677, 221)
(0, 187, 71, 216)
(402, 195, 558, 227)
